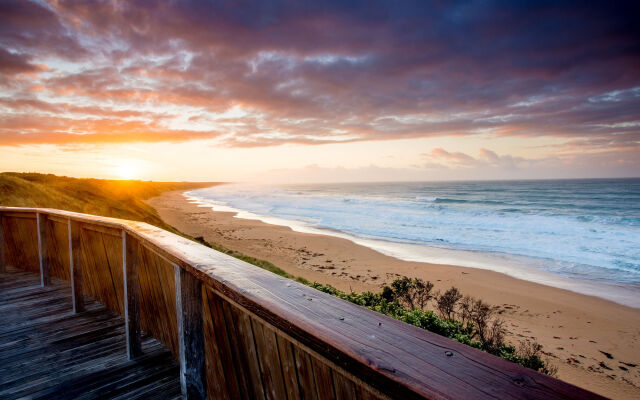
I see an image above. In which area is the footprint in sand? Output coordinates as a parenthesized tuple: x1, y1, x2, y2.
(599, 351, 614, 359)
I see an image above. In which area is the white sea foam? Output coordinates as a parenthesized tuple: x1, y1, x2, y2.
(184, 179, 640, 308)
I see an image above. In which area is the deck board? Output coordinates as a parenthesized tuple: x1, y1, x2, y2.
(0, 267, 181, 400)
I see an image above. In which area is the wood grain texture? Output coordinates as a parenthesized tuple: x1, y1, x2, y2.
(0, 212, 5, 273)
(293, 343, 319, 400)
(123, 231, 142, 360)
(356, 385, 385, 400)
(202, 287, 232, 400)
(252, 317, 288, 400)
(209, 288, 387, 400)
(175, 265, 207, 399)
(333, 370, 357, 400)
(312, 356, 336, 399)
(2, 211, 37, 219)
(221, 298, 255, 398)
(225, 294, 266, 400)
(79, 226, 124, 315)
(36, 213, 51, 286)
(277, 333, 301, 400)
(47, 217, 70, 281)
(0, 267, 181, 400)
(0, 207, 607, 400)
(205, 286, 245, 399)
(138, 243, 178, 356)
(3, 214, 39, 272)
(82, 223, 122, 237)
(69, 219, 85, 313)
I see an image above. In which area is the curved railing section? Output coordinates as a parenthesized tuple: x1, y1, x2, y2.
(0, 207, 603, 400)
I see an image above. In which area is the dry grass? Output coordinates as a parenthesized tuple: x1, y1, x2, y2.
(0, 172, 218, 231)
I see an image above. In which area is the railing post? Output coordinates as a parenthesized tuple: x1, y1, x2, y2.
(0, 211, 5, 273)
(37, 212, 51, 286)
(175, 264, 207, 399)
(123, 231, 142, 359)
(68, 219, 85, 313)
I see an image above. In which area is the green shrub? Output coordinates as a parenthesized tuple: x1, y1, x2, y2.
(309, 280, 554, 375)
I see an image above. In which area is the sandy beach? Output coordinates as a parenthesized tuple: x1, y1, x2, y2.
(149, 190, 640, 399)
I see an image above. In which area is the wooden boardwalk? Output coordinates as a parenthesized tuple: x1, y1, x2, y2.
(0, 207, 605, 399)
(0, 267, 181, 400)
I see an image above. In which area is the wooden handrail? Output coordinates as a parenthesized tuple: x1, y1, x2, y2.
(0, 207, 604, 400)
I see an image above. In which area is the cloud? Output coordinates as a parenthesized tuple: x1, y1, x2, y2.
(255, 145, 640, 183)
(0, 0, 638, 151)
(425, 147, 531, 170)
(0, 47, 42, 74)
(428, 148, 476, 165)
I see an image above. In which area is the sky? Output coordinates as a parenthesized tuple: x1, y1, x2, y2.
(1, 0, 639, 183)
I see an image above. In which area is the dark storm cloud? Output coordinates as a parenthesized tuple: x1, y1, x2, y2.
(0, 0, 638, 150)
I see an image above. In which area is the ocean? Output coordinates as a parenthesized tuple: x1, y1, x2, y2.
(185, 179, 640, 307)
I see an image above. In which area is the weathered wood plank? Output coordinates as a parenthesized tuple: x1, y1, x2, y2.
(138, 244, 179, 356)
(103, 231, 125, 314)
(202, 287, 231, 400)
(175, 265, 207, 399)
(356, 385, 385, 400)
(220, 297, 253, 398)
(227, 296, 266, 400)
(69, 219, 85, 313)
(153, 251, 179, 354)
(277, 333, 302, 400)
(82, 223, 122, 237)
(47, 218, 71, 281)
(47, 214, 69, 224)
(1, 211, 36, 219)
(79, 226, 124, 316)
(333, 370, 357, 400)
(252, 317, 288, 400)
(80, 227, 114, 312)
(0, 268, 180, 400)
(0, 212, 5, 273)
(205, 288, 244, 399)
(79, 226, 101, 312)
(293, 344, 318, 400)
(123, 231, 142, 359)
(312, 356, 336, 399)
(36, 213, 51, 287)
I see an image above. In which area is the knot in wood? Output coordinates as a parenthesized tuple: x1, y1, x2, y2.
(512, 377, 525, 386)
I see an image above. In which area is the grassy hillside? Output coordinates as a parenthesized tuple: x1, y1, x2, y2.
(0, 172, 218, 231)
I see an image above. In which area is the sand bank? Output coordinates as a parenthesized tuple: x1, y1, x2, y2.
(149, 190, 640, 399)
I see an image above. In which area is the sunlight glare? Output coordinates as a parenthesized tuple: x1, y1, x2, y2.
(115, 160, 139, 180)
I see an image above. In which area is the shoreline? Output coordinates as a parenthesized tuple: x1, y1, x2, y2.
(183, 190, 640, 309)
(149, 190, 640, 399)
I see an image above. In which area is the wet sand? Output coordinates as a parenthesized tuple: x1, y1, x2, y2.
(149, 190, 640, 399)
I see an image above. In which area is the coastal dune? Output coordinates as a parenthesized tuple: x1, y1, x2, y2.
(149, 190, 640, 399)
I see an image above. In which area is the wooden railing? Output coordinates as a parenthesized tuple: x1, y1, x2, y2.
(0, 207, 603, 400)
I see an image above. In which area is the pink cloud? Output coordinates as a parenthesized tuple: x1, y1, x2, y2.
(0, 0, 637, 155)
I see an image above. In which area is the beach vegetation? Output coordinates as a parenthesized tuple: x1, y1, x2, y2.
(389, 276, 435, 309)
(310, 279, 556, 376)
(436, 286, 463, 320)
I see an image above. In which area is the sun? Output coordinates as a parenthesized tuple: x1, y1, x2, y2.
(115, 161, 139, 180)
